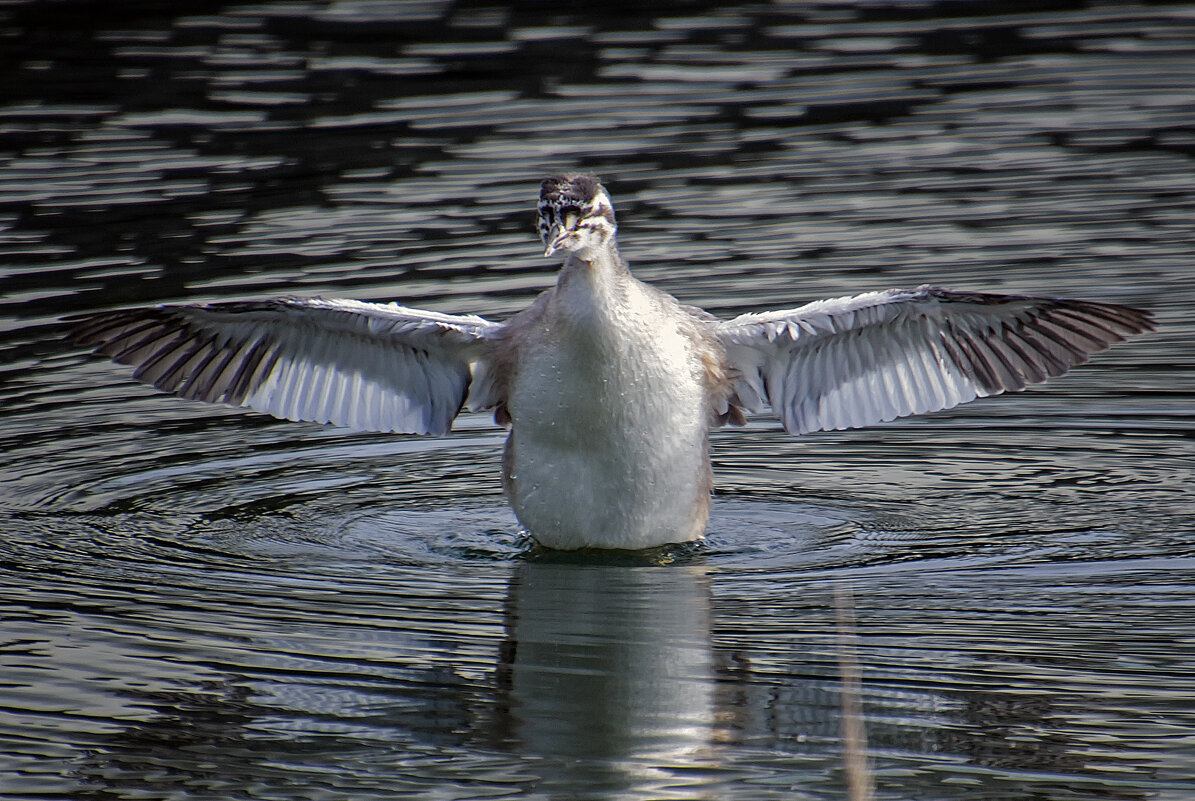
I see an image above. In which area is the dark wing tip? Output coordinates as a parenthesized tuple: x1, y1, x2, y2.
(923, 285, 1155, 330)
(66, 307, 174, 348)
(939, 293, 1155, 397)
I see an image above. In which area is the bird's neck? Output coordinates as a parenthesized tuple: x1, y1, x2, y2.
(551, 240, 638, 335)
(556, 239, 630, 294)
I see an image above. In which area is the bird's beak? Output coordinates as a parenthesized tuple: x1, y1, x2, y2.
(542, 213, 578, 257)
(543, 228, 567, 257)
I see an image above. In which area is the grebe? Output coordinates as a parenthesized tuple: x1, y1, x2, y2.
(70, 174, 1154, 550)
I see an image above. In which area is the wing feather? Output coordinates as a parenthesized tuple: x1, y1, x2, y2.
(717, 286, 1153, 435)
(68, 296, 502, 435)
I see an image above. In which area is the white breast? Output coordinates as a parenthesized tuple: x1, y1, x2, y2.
(505, 278, 713, 549)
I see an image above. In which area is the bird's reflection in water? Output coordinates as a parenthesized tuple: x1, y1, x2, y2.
(56, 525, 1153, 800)
(495, 555, 719, 798)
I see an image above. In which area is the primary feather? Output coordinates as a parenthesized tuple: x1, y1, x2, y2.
(717, 286, 1152, 435)
(69, 297, 500, 436)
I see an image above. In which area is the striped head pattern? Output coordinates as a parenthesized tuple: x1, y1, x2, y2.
(537, 173, 618, 258)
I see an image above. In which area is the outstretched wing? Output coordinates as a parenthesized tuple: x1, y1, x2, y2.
(68, 297, 503, 435)
(716, 286, 1154, 435)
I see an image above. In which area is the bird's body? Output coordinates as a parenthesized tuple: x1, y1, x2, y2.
(68, 174, 1154, 550)
(498, 240, 723, 549)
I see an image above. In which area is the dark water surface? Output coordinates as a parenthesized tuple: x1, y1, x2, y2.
(2, 2, 1194, 799)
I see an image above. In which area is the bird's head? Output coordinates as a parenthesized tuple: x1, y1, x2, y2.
(537, 173, 617, 259)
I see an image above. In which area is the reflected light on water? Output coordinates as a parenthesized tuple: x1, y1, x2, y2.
(1, 0, 1194, 798)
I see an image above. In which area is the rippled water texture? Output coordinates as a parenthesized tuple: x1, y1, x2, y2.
(2, 2, 1194, 799)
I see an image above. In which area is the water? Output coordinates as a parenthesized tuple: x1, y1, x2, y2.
(2, 1, 1194, 798)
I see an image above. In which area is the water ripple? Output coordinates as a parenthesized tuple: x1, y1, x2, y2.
(2, 1, 1194, 798)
